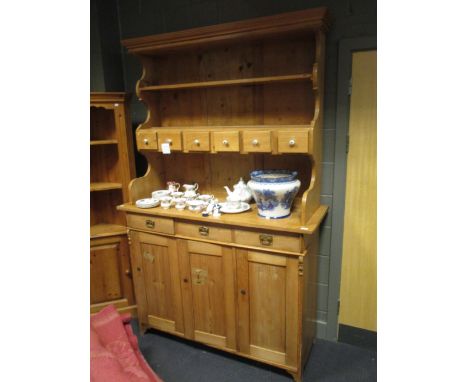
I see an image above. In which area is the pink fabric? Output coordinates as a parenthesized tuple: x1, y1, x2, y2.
(90, 305, 163, 382)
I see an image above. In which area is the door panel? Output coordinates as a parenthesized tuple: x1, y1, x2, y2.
(339, 50, 377, 331)
(237, 249, 298, 366)
(178, 239, 237, 350)
(90, 244, 122, 304)
(134, 231, 184, 335)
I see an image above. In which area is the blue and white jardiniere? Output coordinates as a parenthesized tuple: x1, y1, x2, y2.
(247, 170, 301, 219)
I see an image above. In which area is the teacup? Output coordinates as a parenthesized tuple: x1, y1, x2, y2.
(186, 199, 204, 212)
(198, 194, 214, 206)
(173, 197, 187, 210)
(183, 183, 199, 192)
(160, 196, 173, 209)
(167, 181, 180, 193)
(152, 189, 171, 199)
(171, 191, 184, 198)
(184, 190, 198, 199)
(226, 195, 241, 209)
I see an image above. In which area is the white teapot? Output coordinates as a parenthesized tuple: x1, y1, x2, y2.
(224, 178, 252, 203)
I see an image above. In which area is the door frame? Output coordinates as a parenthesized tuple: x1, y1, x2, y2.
(326, 36, 377, 340)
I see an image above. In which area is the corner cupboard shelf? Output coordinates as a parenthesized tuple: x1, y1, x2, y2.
(120, 8, 330, 382)
(90, 92, 136, 316)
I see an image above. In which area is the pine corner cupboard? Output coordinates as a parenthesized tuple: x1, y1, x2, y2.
(119, 8, 330, 382)
(90, 92, 137, 316)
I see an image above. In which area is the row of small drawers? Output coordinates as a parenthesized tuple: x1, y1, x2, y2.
(136, 128, 310, 154)
(127, 214, 303, 253)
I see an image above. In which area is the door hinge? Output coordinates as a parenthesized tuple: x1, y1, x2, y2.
(337, 299, 341, 316)
(348, 78, 352, 95)
(346, 135, 350, 154)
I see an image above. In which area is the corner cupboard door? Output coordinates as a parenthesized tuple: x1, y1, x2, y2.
(177, 240, 237, 351)
(130, 231, 185, 336)
(237, 249, 299, 368)
(90, 235, 135, 314)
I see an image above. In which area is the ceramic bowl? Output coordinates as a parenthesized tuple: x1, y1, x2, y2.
(248, 170, 301, 219)
(186, 199, 204, 211)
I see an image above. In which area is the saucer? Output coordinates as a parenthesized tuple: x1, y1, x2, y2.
(136, 198, 159, 208)
(219, 202, 251, 214)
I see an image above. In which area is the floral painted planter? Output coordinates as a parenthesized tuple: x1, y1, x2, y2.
(248, 170, 301, 219)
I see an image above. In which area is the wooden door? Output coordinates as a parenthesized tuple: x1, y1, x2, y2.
(339, 50, 377, 331)
(236, 249, 299, 367)
(178, 240, 237, 350)
(90, 235, 135, 313)
(130, 231, 185, 336)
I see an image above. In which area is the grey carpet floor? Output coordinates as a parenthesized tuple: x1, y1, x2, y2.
(132, 321, 377, 382)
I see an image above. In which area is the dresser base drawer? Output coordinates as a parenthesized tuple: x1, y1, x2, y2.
(233, 228, 302, 253)
(127, 214, 174, 234)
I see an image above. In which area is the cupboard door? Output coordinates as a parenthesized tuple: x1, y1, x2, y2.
(132, 231, 185, 336)
(237, 249, 299, 367)
(90, 236, 135, 312)
(178, 240, 237, 350)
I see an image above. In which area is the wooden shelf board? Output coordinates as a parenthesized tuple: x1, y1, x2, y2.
(90, 139, 118, 146)
(90, 223, 127, 238)
(140, 73, 312, 91)
(90, 182, 122, 192)
(117, 202, 328, 235)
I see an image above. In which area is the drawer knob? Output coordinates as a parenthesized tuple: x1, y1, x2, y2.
(252, 139, 259, 146)
(193, 139, 200, 146)
(143, 138, 149, 145)
(145, 219, 155, 228)
(222, 139, 229, 146)
(289, 139, 296, 147)
(165, 138, 172, 145)
(240, 289, 247, 295)
(199, 226, 209, 236)
(125, 269, 132, 278)
(259, 234, 273, 246)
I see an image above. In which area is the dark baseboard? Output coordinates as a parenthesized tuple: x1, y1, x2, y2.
(338, 324, 377, 352)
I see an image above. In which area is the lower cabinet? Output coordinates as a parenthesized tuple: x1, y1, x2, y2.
(128, 229, 306, 381)
(90, 235, 135, 314)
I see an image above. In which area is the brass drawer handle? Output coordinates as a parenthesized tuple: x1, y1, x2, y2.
(199, 226, 209, 236)
(259, 234, 273, 246)
(145, 219, 155, 229)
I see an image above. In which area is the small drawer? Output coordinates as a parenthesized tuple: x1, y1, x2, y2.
(213, 131, 239, 152)
(183, 131, 210, 152)
(136, 129, 158, 151)
(157, 131, 182, 151)
(175, 221, 231, 243)
(233, 229, 302, 253)
(127, 214, 174, 235)
(277, 130, 309, 153)
(242, 130, 272, 152)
